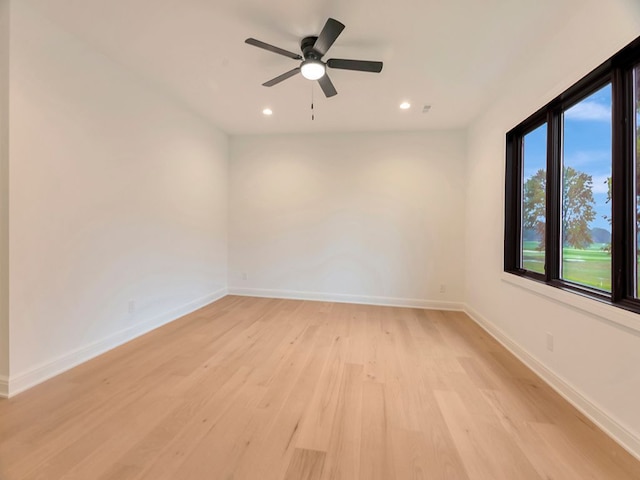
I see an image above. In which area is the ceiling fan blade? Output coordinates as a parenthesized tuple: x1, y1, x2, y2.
(318, 74, 337, 98)
(245, 38, 302, 60)
(262, 68, 301, 87)
(313, 18, 345, 57)
(327, 58, 383, 73)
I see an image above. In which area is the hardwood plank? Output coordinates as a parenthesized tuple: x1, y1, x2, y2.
(319, 363, 364, 480)
(283, 448, 326, 480)
(359, 381, 394, 480)
(296, 331, 347, 452)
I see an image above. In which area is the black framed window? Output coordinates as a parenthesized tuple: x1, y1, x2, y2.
(505, 35, 640, 314)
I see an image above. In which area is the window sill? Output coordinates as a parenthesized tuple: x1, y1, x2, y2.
(501, 272, 640, 334)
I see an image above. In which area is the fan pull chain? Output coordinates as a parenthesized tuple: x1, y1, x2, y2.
(311, 85, 315, 121)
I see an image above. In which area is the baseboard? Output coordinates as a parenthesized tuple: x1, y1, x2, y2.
(7, 288, 228, 398)
(0, 375, 8, 399)
(463, 303, 640, 462)
(228, 287, 464, 311)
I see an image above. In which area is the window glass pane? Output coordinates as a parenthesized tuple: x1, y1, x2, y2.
(521, 124, 547, 274)
(561, 84, 612, 291)
(633, 66, 640, 298)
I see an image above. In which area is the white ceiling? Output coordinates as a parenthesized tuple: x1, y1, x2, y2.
(25, 0, 583, 135)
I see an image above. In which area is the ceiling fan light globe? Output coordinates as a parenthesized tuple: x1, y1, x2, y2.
(301, 60, 326, 80)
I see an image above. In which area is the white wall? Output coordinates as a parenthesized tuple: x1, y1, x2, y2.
(229, 131, 466, 308)
(7, 3, 228, 393)
(0, 0, 9, 390)
(465, 0, 640, 458)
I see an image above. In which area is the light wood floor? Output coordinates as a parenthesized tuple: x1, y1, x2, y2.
(1, 296, 639, 479)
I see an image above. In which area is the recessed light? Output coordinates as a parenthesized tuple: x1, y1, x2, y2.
(262, 108, 273, 116)
(400, 102, 411, 110)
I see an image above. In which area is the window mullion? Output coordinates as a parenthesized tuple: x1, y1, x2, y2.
(545, 108, 562, 282)
(611, 67, 634, 301)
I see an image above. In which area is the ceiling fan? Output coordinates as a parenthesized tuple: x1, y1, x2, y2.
(245, 18, 383, 98)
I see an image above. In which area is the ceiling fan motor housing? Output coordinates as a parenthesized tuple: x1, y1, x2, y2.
(301, 36, 321, 60)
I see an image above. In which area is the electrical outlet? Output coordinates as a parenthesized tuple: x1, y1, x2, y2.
(546, 332, 554, 352)
(439, 284, 446, 294)
(128, 300, 136, 314)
